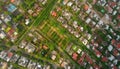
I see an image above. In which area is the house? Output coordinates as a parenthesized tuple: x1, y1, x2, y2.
(59, 58, 64, 64)
(27, 60, 36, 69)
(103, 24, 109, 30)
(51, 54, 56, 61)
(63, 0, 69, 5)
(10, 0, 14, 3)
(57, 7, 62, 11)
(108, 45, 113, 52)
(105, 4, 113, 13)
(18, 56, 29, 67)
(113, 10, 117, 15)
(72, 53, 78, 60)
(107, 35, 112, 40)
(86, 44, 90, 49)
(62, 11, 72, 20)
(78, 52, 86, 65)
(51, 11, 57, 17)
(82, 39, 88, 45)
(42, 0, 47, 5)
(66, 43, 72, 52)
(116, 43, 120, 49)
(0, 51, 7, 59)
(98, 0, 107, 6)
(84, 4, 89, 11)
(94, 48, 102, 58)
(86, 8, 91, 14)
(93, 64, 100, 69)
(10, 54, 20, 63)
(109, 2, 117, 8)
(74, 31, 80, 38)
(51, 51, 57, 60)
(67, 1, 73, 7)
(113, 59, 118, 65)
(11, 0, 21, 5)
(7, 4, 17, 13)
(73, 21, 78, 28)
(0, 14, 6, 20)
(57, 16, 64, 23)
(19, 40, 27, 48)
(98, 20, 103, 26)
(77, 26, 84, 32)
(28, 10, 34, 15)
(25, 19, 30, 25)
(85, 55, 93, 64)
(116, 35, 120, 40)
(3, 15, 11, 23)
(35, 63, 42, 69)
(0, 31, 6, 39)
(101, 56, 108, 62)
(4, 52, 13, 62)
(42, 45, 49, 50)
(64, 65, 71, 69)
(85, 18, 91, 24)
(87, 34, 92, 40)
(7, 28, 15, 38)
(72, 5, 79, 12)
(25, 43, 35, 53)
(117, 14, 120, 19)
(111, 39, 116, 45)
(61, 61, 68, 68)
(77, 49, 82, 54)
(108, 55, 115, 61)
(89, 66, 93, 69)
(113, 49, 119, 57)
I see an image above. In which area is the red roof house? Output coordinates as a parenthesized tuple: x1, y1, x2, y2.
(113, 49, 119, 56)
(84, 4, 89, 11)
(102, 56, 108, 62)
(78, 53, 86, 65)
(86, 55, 93, 64)
(10, 0, 15, 3)
(72, 53, 78, 60)
(93, 64, 100, 69)
(94, 48, 102, 57)
(7, 52, 13, 58)
(111, 39, 116, 45)
(117, 15, 120, 19)
(51, 11, 57, 17)
(117, 43, 120, 48)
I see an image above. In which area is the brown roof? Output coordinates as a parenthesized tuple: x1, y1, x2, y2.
(117, 43, 120, 48)
(102, 56, 108, 62)
(86, 55, 93, 64)
(113, 49, 118, 56)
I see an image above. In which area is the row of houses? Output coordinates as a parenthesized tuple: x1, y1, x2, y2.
(0, 13, 18, 42)
(18, 30, 74, 69)
(51, 0, 120, 68)
(0, 50, 44, 69)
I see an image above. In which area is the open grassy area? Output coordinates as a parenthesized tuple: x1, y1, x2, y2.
(15, 0, 57, 45)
